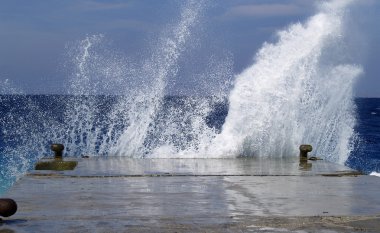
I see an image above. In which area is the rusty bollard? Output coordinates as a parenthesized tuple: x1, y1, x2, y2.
(0, 199, 17, 218)
(51, 144, 64, 160)
(35, 144, 77, 170)
(299, 144, 312, 162)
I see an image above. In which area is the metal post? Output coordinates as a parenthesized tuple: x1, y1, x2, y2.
(299, 144, 312, 162)
(51, 144, 64, 159)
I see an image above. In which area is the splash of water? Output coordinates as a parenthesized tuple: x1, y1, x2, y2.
(1, 0, 362, 173)
(53, 0, 210, 157)
(64, 35, 104, 155)
(0, 1, 210, 189)
(0, 80, 62, 193)
(110, 0, 207, 157)
(211, 0, 362, 163)
(1, 0, 364, 196)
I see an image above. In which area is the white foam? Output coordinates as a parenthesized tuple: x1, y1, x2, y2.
(210, 0, 362, 163)
(370, 172, 380, 177)
(111, 0, 206, 157)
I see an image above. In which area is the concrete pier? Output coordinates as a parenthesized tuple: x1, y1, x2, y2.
(1, 157, 379, 232)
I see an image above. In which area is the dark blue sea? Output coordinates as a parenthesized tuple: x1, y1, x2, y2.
(0, 96, 379, 195)
(346, 98, 380, 174)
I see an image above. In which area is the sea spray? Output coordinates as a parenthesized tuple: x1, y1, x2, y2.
(0, 0, 366, 196)
(212, 0, 362, 163)
(0, 0, 362, 171)
(47, 1, 208, 157)
(110, 0, 207, 157)
(0, 81, 62, 192)
(64, 35, 104, 156)
(146, 54, 233, 158)
(62, 35, 132, 156)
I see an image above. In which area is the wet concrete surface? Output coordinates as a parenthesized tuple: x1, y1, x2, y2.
(29, 157, 358, 177)
(1, 158, 379, 232)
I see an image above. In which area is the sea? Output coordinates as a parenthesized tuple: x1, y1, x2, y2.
(346, 98, 380, 174)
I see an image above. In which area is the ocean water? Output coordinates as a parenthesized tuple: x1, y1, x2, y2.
(347, 98, 380, 174)
(1, 0, 377, 195)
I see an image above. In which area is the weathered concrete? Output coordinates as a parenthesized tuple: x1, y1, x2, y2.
(1, 158, 379, 232)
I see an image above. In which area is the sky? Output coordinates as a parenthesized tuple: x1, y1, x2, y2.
(0, 0, 379, 97)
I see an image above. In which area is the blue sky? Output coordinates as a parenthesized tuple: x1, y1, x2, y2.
(0, 0, 379, 97)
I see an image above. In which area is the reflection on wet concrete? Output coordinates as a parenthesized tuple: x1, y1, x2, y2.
(299, 160, 312, 171)
(29, 157, 356, 177)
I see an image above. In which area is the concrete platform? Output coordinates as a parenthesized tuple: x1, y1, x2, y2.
(1, 158, 380, 232)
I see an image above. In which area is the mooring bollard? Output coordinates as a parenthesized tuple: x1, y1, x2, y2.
(299, 144, 312, 162)
(51, 144, 64, 159)
(35, 144, 77, 170)
(0, 199, 17, 217)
